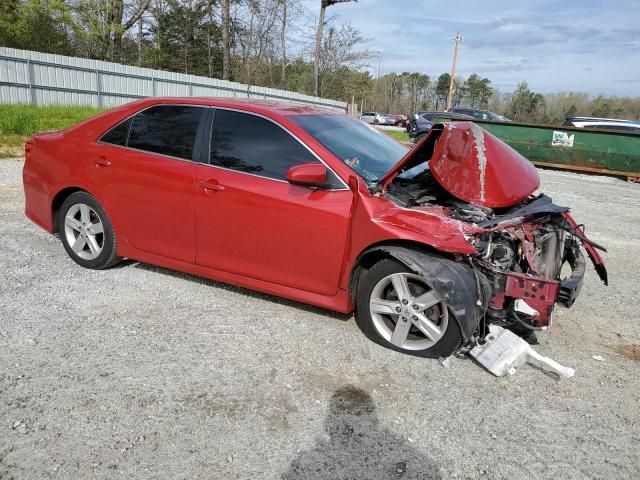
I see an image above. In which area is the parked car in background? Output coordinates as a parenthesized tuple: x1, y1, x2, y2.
(383, 114, 398, 125)
(563, 117, 640, 133)
(448, 108, 511, 122)
(22, 98, 606, 359)
(360, 112, 393, 125)
(388, 114, 409, 127)
(407, 111, 474, 141)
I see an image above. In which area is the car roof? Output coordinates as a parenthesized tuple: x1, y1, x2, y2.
(418, 111, 473, 119)
(126, 96, 342, 117)
(566, 116, 640, 125)
(451, 107, 487, 112)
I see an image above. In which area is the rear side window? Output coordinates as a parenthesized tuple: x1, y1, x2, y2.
(100, 118, 132, 146)
(128, 105, 205, 160)
(210, 110, 319, 180)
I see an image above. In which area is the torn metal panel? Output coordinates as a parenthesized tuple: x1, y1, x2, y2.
(370, 205, 479, 255)
(561, 212, 608, 285)
(378, 122, 540, 208)
(470, 122, 488, 203)
(477, 194, 568, 229)
(429, 122, 540, 208)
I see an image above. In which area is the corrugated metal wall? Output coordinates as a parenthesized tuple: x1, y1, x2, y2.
(0, 47, 347, 111)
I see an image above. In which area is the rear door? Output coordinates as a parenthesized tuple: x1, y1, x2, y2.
(85, 104, 207, 263)
(194, 109, 352, 295)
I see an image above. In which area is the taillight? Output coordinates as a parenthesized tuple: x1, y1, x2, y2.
(25, 139, 34, 162)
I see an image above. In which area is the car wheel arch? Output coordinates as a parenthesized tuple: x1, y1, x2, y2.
(52, 187, 90, 233)
(348, 240, 453, 303)
(52, 187, 114, 237)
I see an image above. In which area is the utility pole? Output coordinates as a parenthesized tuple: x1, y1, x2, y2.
(446, 32, 463, 111)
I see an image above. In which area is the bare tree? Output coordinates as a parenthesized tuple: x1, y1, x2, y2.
(236, 0, 279, 86)
(221, 0, 231, 79)
(315, 21, 369, 98)
(313, 0, 355, 96)
(279, 0, 287, 84)
(109, 0, 152, 61)
(72, 0, 151, 61)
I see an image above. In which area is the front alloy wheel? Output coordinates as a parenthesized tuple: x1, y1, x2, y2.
(355, 258, 463, 358)
(370, 272, 449, 351)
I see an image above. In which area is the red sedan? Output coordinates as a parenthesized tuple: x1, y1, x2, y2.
(23, 98, 607, 358)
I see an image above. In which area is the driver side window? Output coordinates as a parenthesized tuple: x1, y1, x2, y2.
(210, 109, 342, 187)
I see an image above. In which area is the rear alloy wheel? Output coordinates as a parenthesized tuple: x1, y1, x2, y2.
(58, 192, 121, 269)
(355, 258, 462, 358)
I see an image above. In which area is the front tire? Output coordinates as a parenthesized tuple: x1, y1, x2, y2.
(58, 191, 121, 269)
(355, 258, 462, 358)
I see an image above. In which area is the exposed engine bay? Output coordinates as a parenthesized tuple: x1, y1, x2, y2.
(382, 168, 608, 344)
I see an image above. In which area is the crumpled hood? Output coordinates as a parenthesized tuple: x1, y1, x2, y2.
(379, 122, 540, 208)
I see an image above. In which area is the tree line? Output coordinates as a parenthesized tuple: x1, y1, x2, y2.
(489, 83, 640, 124)
(0, 0, 369, 100)
(1, 0, 638, 124)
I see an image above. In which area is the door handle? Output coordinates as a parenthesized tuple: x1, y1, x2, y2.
(199, 180, 225, 192)
(94, 157, 111, 167)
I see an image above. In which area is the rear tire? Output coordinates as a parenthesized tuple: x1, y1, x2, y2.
(58, 191, 121, 269)
(355, 258, 462, 358)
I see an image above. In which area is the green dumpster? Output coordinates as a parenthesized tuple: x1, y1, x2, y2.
(469, 119, 640, 182)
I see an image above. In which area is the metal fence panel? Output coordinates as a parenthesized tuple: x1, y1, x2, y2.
(0, 47, 346, 111)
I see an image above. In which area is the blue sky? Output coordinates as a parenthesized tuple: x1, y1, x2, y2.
(300, 0, 640, 96)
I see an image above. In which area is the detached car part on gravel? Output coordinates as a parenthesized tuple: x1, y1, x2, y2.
(22, 98, 607, 359)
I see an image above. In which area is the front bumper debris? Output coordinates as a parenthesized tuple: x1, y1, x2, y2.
(482, 233, 590, 328)
(470, 325, 576, 378)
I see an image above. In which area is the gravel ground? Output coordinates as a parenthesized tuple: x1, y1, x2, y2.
(1, 157, 639, 479)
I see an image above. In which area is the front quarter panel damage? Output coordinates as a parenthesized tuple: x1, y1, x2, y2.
(364, 245, 490, 341)
(371, 205, 479, 255)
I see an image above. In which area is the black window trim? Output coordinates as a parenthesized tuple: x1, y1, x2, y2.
(204, 106, 350, 191)
(96, 103, 210, 165)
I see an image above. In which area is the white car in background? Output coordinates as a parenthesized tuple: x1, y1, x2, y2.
(563, 116, 640, 133)
(360, 112, 392, 125)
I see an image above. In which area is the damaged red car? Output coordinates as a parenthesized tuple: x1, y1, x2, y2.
(23, 98, 607, 358)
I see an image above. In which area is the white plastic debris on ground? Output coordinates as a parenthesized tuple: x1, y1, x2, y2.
(470, 326, 576, 379)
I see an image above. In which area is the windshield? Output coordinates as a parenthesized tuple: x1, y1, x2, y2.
(291, 114, 409, 184)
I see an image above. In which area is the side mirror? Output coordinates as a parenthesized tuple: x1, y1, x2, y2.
(286, 162, 328, 188)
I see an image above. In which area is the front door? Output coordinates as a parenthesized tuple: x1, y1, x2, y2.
(195, 109, 352, 296)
